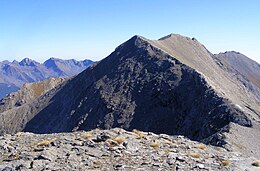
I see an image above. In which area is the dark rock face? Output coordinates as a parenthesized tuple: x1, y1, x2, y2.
(13, 36, 250, 143)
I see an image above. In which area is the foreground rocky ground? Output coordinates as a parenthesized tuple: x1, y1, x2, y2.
(0, 128, 259, 171)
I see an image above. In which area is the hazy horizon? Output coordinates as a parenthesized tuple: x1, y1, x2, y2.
(1, 0, 259, 63)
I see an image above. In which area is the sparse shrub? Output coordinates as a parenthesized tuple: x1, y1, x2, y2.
(37, 138, 56, 146)
(14, 153, 19, 160)
(106, 136, 125, 146)
(2, 153, 20, 162)
(132, 129, 145, 139)
(195, 144, 206, 150)
(83, 132, 92, 139)
(112, 136, 125, 144)
(164, 140, 173, 145)
(221, 160, 230, 167)
(94, 128, 100, 131)
(252, 161, 260, 167)
(150, 141, 160, 148)
(190, 152, 200, 158)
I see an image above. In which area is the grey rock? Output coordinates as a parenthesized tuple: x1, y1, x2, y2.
(196, 163, 205, 169)
(167, 158, 175, 165)
(176, 156, 185, 162)
(93, 133, 110, 143)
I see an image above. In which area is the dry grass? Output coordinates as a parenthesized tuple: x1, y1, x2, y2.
(13, 153, 19, 160)
(164, 139, 173, 145)
(150, 141, 160, 148)
(252, 161, 260, 167)
(15, 132, 24, 136)
(2, 153, 19, 161)
(82, 132, 92, 139)
(112, 136, 125, 144)
(31, 83, 45, 98)
(94, 128, 100, 131)
(221, 160, 230, 167)
(132, 129, 145, 139)
(106, 136, 125, 146)
(189, 152, 200, 158)
(36, 138, 56, 146)
(195, 144, 206, 150)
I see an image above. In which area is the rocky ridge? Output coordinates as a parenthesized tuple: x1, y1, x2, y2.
(0, 34, 259, 159)
(0, 128, 259, 171)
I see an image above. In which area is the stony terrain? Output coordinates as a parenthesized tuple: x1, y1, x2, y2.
(0, 128, 259, 171)
(0, 58, 94, 99)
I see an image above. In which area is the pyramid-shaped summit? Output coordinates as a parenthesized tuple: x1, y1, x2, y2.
(1, 34, 256, 149)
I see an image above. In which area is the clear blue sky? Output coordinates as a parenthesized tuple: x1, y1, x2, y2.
(0, 0, 259, 63)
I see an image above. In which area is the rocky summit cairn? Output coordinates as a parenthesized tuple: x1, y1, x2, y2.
(0, 34, 259, 169)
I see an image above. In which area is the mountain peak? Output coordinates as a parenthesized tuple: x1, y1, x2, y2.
(158, 33, 191, 41)
(219, 51, 241, 55)
(19, 58, 39, 66)
(46, 57, 60, 62)
(128, 35, 149, 45)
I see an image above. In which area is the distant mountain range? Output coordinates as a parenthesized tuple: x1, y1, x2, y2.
(0, 58, 94, 99)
